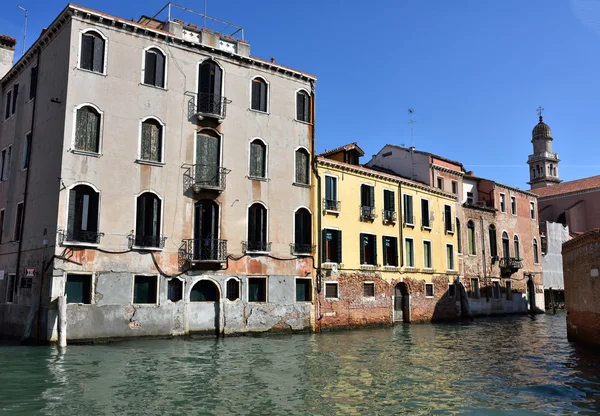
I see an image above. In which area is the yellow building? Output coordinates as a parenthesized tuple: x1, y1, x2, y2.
(314, 143, 459, 329)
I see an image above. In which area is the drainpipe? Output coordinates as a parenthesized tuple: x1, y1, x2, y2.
(480, 216, 488, 302)
(398, 182, 403, 267)
(309, 79, 321, 332)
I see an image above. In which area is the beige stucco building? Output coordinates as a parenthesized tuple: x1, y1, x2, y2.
(0, 4, 316, 342)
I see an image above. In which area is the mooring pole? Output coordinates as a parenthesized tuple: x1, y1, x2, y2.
(58, 295, 67, 348)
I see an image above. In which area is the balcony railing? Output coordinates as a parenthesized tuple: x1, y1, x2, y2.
(499, 257, 523, 276)
(421, 218, 432, 229)
(403, 215, 415, 227)
(242, 241, 271, 254)
(128, 234, 167, 250)
(58, 229, 104, 245)
(383, 210, 397, 223)
(360, 205, 376, 221)
(180, 239, 227, 263)
(323, 199, 341, 212)
(196, 92, 229, 119)
(183, 164, 229, 194)
(290, 243, 314, 255)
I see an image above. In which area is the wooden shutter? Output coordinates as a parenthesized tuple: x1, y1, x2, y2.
(248, 205, 257, 243)
(75, 108, 87, 150)
(141, 122, 151, 160)
(136, 195, 145, 241)
(295, 150, 308, 184)
(30, 66, 38, 100)
(150, 123, 161, 162)
(321, 229, 327, 262)
(92, 36, 104, 73)
(369, 186, 375, 208)
(87, 109, 100, 153)
(360, 234, 365, 265)
(336, 230, 342, 263)
(155, 52, 165, 88)
(87, 191, 99, 233)
(251, 80, 260, 110)
(257, 143, 266, 177)
(67, 189, 77, 239)
(152, 197, 160, 238)
(388, 191, 395, 212)
(393, 238, 398, 266)
(325, 176, 333, 200)
(372, 235, 377, 265)
(259, 81, 267, 111)
(382, 237, 387, 266)
(144, 51, 157, 85)
(81, 34, 94, 71)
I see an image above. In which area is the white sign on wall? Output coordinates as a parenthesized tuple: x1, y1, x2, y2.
(0, 270, 4, 280)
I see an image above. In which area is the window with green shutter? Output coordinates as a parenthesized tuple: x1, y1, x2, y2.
(143, 48, 165, 88)
(135, 192, 162, 248)
(403, 194, 414, 225)
(296, 90, 310, 122)
(140, 118, 162, 162)
(75, 106, 101, 153)
(295, 148, 309, 184)
(66, 274, 92, 304)
(423, 241, 432, 269)
(67, 185, 100, 243)
(405, 238, 414, 267)
(249, 139, 266, 179)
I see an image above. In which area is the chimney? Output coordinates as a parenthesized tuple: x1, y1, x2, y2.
(0, 34, 17, 80)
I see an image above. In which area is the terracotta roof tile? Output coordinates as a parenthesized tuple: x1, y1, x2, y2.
(319, 142, 365, 157)
(530, 175, 600, 198)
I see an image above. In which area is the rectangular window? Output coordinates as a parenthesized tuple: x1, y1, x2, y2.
(421, 199, 430, 228)
(3, 146, 11, 181)
(359, 233, 377, 265)
(14, 202, 23, 242)
(248, 277, 267, 302)
(448, 284, 456, 297)
(4, 90, 11, 119)
(403, 194, 414, 225)
(470, 278, 480, 299)
(492, 281, 500, 299)
(65, 274, 92, 304)
(423, 241, 432, 269)
(0, 209, 4, 243)
(325, 282, 338, 299)
(11, 84, 18, 115)
(324, 176, 338, 211)
(363, 282, 375, 297)
(383, 189, 395, 221)
(133, 275, 157, 304)
(0, 149, 4, 179)
(499, 193, 506, 212)
(323, 229, 342, 263)
(295, 278, 312, 302)
(446, 244, 454, 271)
(511, 196, 517, 215)
(506, 281, 512, 301)
(530, 202, 536, 219)
(22, 133, 32, 169)
(405, 238, 414, 267)
(30, 66, 38, 100)
(437, 177, 444, 190)
(382, 236, 398, 266)
(451, 181, 458, 195)
(6, 273, 15, 303)
(444, 205, 452, 232)
(468, 222, 476, 255)
(425, 283, 434, 297)
(467, 191, 474, 205)
(360, 184, 375, 218)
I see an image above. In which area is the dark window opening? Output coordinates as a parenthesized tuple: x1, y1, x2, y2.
(492, 281, 500, 299)
(360, 185, 375, 217)
(470, 278, 480, 298)
(466, 191, 474, 205)
(444, 205, 452, 232)
(6, 274, 16, 303)
(363, 282, 375, 297)
(75, 106, 101, 153)
(500, 194, 506, 212)
(294, 208, 312, 254)
(489, 225, 498, 258)
(296, 90, 310, 122)
(29, 66, 38, 100)
(135, 193, 162, 248)
(383, 236, 398, 267)
(80, 31, 105, 73)
(530, 202, 536, 219)
(190, 280, 219, 302)
(2, 146, 11, 181)
(451, 181, 458, 195)
(324, 176, 338, 210)
(195, 132, 221, 187)
(456, 218, 462, 253)
(140, 119, 162, 162)
(295, 148, 309, 184)
(322, 229, 342, 263)
(167, 279, 183, 302)
(425, 283, 434, 297)
(325, 283, 338, 299)
(133, 275, 157, 304)
(383, 189, 395, 220)
(533, 239, 539, 263)
(14, 202, 23, 242)
(405, 238, 414, 267)
(22, 133, 31, 169)
(448, 284, 456, 297)
(143, 48, 166, 88)
(360, 233, 377, 265)
(247, 203, 268, 252)
(467, 220, 476, 255)
(513, 235, 520, 258)
(5, 90, 11, 119)
(446, 244, 454, 270)
(421, 199, 430, 228)
(11, 84, 18, 115)
(249, 139, 267, 179)
(506, 281, 512, 300)
(437, 177, 443, 190)
(0, 210, 4, 243)
(197, 60, 223, 115)
(423, 241, 432, 269)
(248, 277, 267, 302)
(296, 279, 312, 302)
(226, 279, 240, 301)
(502, 231, 510, 258)
(66, 274, 92, 304)
(511, 196, 517, 215)
(251, 78, 268, 112)
(67, 185, 99, 243)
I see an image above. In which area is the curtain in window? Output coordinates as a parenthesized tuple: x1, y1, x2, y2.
(141, 120, 162, 162)
(249, 140, 266, 178)
(295, 149, 309, 184)
(75, 107, 100, 153)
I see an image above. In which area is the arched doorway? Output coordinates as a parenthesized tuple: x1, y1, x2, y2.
(189, 279, 221, 335)
(526, 276, 536, 313)
(394, 282, 410, 323)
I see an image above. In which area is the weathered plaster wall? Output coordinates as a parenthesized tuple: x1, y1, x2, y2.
(538, 190, 600, 234)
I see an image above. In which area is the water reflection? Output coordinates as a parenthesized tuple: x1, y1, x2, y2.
(0, 314, 598, 415)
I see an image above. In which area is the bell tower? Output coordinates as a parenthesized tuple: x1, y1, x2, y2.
(527, 107, 561, 189)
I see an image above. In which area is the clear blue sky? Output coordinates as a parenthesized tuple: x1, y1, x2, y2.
(2, 0, 599, 189)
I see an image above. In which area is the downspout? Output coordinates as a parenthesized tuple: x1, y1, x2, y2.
(398, 182, 403, 267)
(309, 79, 321, 332)
(480, 216, 488, 302)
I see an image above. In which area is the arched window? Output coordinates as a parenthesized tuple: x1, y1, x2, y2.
(489, 225, 497, 257)
(197, 60, 223, 116)
(536, 165, 541, 177)
(467, 220, 476, 255)
(295, 148, 309, 185)
(80, 30, 105, 73)
(296, 90, 310, 122)
(135, 192, 162, 248)
(249, 139, 267, 179)
(533, 238, 539, 264)
(75, 105, 101, 153)
(140, 118, 163, 163)
(502, 231, 510, 259)
(513, 235, 520, 259)
(251, 77, 268, 112)
(193, 200, 221, 261)
(190, 280, 219, 302)
(456, 218, 462, 253)
(294, 208, 312, 254)
(246, 203, 268, 252)
(67, 185, 100, 243)
(143, 47, 166, 88)
(549, 164, 554, 177)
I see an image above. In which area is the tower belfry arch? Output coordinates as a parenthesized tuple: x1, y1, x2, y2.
(527, 107, 561, 189)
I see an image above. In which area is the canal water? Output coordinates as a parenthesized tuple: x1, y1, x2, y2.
(1, 313, 599, 415)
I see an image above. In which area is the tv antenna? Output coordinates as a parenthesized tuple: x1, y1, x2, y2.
(17, 5, 28, 57)
(408, 108, 416, 148)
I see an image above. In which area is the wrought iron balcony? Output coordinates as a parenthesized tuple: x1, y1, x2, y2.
(290, 243, 314, 255)
(383, 210, 397, 223)
(183, 164, 229, 194)
(180, 238, 227, 263)
(128, 234, 167, 250)
(58, 229, 104, 246)
(323, 199, 341, 212)
(196, 92, 229, 120)
(403, 215, 415, 227)
(499, 257, 523, 277)
(242, 241, 271, 254)
(360, 205, 376, 221)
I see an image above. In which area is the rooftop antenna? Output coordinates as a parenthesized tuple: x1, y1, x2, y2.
(408, 108, 416, 148)
(204, 0, 207, 28)
(17, 5, 28, 57)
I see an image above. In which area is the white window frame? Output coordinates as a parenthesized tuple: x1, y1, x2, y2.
(363, 281, 375, 298)
(71, 103, 104, 156)
(324, 281, 339, 300)
(64, 271, 95, 305)
(443, 204, 454, 234)
(195, 58, 226, 113)
(530, 201, 536, 220)
(323, 174, 339, 212)
(132, 190, 165, 251)
(446, 243, 455, 271)
(403, 193, 414, 226)
(404, 237, 415, 268)
(423, 240, 433, 270)
(510, 195, 517, 216)
(451, 180, 458, 195)
(249, 75, 270, 114)
(533, 238, 540, 264)
(194, 128, 224, 168)
(132, 274, 160, 305)
(166, 277, 185, 303)
(437, 176, 444, 190)
(295, 277, 313, 303)
(322, 226, 341, 265)
(140, 45, 168, 89)
(137, 116, 166, 165)
(77, 29, 108, 75)
(420, 197, 431, 229)
(293, 145, 311, 185)
(247, 137, 269, 180)
(247, 276, 268, 303)
(246, 201, 269, 253)
(425, 282, 434, 298)
(294, 87, 311, 124)
(499, 193, 506, 213)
